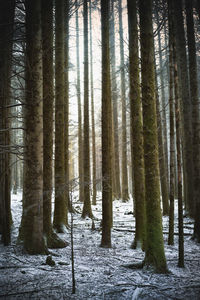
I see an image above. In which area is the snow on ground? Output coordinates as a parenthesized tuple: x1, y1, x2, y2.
(0, 191, 200, 299)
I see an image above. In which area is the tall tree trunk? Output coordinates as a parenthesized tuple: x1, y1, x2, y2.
(110, 0, 121, 200)
(75, 1, 84, 203)
(118, 0, 129, 202)
(174, 0, 194, 217)
(168, 0, 175, 245)
(53, 0, 67, 232)
(82, 0, 93, 218)
(127, 0, 146, 250)
(186, 0, 200, 242)
(173, 39, 184, 268)
(22, 0, 45, 254)
(64, 0, 70, 218)
(42, 0, 67, 248)
(139, 0, 167, 273)
(89, 0, 97, 206)
(101, 0, 112, 248)
(0, 0, 15, 244)
(156, 9, 169, 191)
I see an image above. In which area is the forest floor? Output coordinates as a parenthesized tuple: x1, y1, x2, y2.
(0, 191, 200, 300)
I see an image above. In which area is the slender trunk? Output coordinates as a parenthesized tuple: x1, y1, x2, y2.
(0, 0, 15, 244)
(82, 0, 93, 219)
(53, 0, 67, 232)
(156, 10, 169, 191)
(127, 0, 146, 250)
(139, 0, 167, 273)
(174, 0, 194, 217)
(118, 0, 129, 202)
(89, 0, 97, 206)
(173, 40, 184, 268)
(168, 0, 175, 245)
(101, 0, 112, 248)
(110, 0, 121, 199)
(75, 1, 84, 203)
(185, 0, 200, 242)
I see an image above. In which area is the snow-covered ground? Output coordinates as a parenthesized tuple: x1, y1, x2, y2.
(0, 191, 200, 299)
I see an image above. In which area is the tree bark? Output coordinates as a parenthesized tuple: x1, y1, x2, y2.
(82, 0, 93, 219)
(53, 0, 67, 232)
(185, 0, 200, 242)
(101, 0, 112, 248)
(22, 0, 46, 254)
(118, 0, 129, 202)
(139, 0, 167, 273)
(127, 0, 146, 250)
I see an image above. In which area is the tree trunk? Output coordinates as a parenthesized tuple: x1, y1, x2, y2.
(174, 0, 194, 217)
(110, 0, 121, 200)
(101, 0, 112, 248)
(127, 0, 146, 250)
(53, 0, 67, 232)
(42, 0, 67, 248)
(139, 0, 167, 273)
(0, 0, 15, 245)
(75, 1, 84, 203)
(185, 0, 200, 243)
(89, 0, 97, 206)
(22, 0, 45, 254)
(82, 0, 93, 219)
(173, 37, 184, 268)
(118, 0, 129, 202)
(168, 0, 175, 245)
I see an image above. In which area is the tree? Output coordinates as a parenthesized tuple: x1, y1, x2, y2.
(127, 0, 146, 250)
(168, 0, 175, 246)
(0, 0, 15, 245)
(118, 0, 129, 202)
(110, 0, 121, 200)
(42, 0, 67, 248)
(21, 0, 46, 254)
(82, 0, 93, 218)
(89, 0, 97, 205)
(139, 0, 167, 272)
(101, 0, 112, 248)
(76, 0, 84, 203)
(173, 0, 194, 217)
(185, 0, 200, 243)
(53, 0, 68, 232)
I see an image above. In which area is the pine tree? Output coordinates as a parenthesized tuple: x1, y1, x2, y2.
(22, 0, 46, 254)
(53, 0, 68, 232)
(101, 0, 112, 248)
(118, 0, 129, 202)
(82, 0, 93, 218)
(0, 0, 15, 245)
(127, 0, 146, 250)
(139, 0, 167, 273)
(42, 0, 67, 248)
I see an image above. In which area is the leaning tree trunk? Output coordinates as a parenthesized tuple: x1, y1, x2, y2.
(127, 0, 146, 250)
(22, 0, 45, 254)
(101, 0, 112, 248)
(53, 0, 67, 232)
(139, 0, 167, 273)
(118, 0, 129, 202)
(82, 0, 93, 219)
(0, 0, 15, 245)
(185, 0, 200, 243)
(174, 0, 194, 217)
